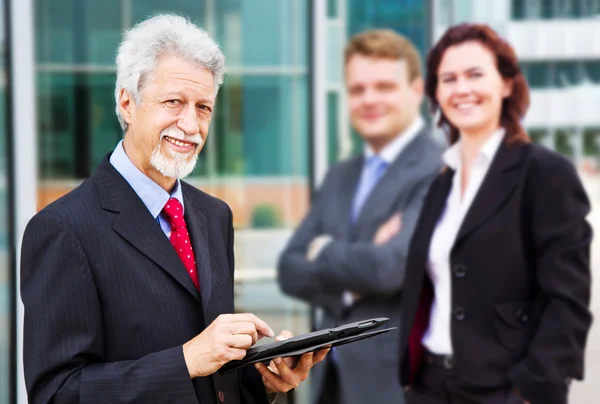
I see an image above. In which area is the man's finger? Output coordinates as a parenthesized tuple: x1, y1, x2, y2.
(274, 330, 293, 342)
(295, 351, 315, 372)
(229, 313, 274, 338)
(227, 334, 254, 349)
(313, 347, 329, 364)
(227, 321, 259, 345)
(273, 357, 299, 385)
(255, 361, 294, 392)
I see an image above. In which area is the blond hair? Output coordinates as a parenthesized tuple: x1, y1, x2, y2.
(344, 29, 422, 82)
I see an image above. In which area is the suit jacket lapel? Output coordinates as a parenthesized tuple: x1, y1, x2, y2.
(94, 157, 202, 303)
(414, 169, 454, 261)
(354, 131, 425, 232)
(454, 141, 526, 248)
(338, 156, 364, 238)
(182, 190, 213, 314)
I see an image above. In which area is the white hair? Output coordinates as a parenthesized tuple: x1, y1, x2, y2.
(115, 14, 226, 132)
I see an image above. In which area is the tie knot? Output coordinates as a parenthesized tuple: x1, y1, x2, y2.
(367, 155, 387, 173)
(162, 197, 186, 229)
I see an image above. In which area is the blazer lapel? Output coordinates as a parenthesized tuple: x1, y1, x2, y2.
(413, 169, 454, 261)
(94, 157, 202, 303)
(182, 191, 213, 314)
(338, 156, 364, 237)
(354, 132, 425, 232)
(454, 141, 526, 248)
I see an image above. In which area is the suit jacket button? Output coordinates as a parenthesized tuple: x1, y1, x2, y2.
(218, 391, 225, 402)
(454, 307, 466, 321)
(453, 265, 466, 278)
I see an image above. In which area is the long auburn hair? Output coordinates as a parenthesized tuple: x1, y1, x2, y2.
(425, 23, 530, 145)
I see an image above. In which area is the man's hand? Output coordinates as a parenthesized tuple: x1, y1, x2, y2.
(255, 330, 329, 393)
(373, 213, 402, 245)
(182, 313, 274, 378)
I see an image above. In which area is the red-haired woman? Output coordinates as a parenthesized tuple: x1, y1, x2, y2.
(398, 23, 592, 404)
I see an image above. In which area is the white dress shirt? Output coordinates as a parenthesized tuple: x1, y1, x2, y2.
(422, 128, 505, 354)
(364, 116, 425, 164)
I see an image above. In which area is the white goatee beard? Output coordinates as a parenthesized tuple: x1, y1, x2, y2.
(150, 127, 203, 179)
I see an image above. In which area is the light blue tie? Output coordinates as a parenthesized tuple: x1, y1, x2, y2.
(351, 155, 388, 222)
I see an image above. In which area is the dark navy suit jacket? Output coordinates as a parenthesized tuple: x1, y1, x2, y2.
(21, 156, 268, 404)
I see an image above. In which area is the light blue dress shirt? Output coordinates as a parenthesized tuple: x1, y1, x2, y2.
(109, 140, 184, 238)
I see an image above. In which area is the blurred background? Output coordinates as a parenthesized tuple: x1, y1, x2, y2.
(0, 0, 599, 403)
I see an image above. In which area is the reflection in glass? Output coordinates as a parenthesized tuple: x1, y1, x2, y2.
(37, 73, 121, 179)
(35, 0, 122, 65)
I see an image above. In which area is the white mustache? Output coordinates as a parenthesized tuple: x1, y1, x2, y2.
(160, 127, 203, 146)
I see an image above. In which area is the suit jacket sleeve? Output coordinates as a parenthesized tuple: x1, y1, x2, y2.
(277, 170, 349, 316)
(507, 154, 593, 404)
(312, 173, 435, 296)
(21, 210, 198, 404)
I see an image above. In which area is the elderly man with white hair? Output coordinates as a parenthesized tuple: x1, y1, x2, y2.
(20, 15, 325, 404)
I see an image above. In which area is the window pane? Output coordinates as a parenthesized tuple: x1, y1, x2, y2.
(328, 0, 339, 18)
(554, 61, 579, 87)
(88, 74, 122, 171)
(583, 127, 600, 156)
(131, 0, 205, 25)
(215, 0, 308, 67)
(221, 75, 307, 177)
(541, 0, 554, 18)
(512, 0, 526, 19)
(35, 0, 122, 65)
(583, 61, 600, 83)
(37, 73, 121, 179)
(523, 62, 551, 88)
(348, 0, 427, 52)
(37, 73, 76, 178)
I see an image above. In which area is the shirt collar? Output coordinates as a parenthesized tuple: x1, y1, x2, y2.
(365, 116, 425, 164)
(443, 127, 506, 170)
(109, 140, 184, 218)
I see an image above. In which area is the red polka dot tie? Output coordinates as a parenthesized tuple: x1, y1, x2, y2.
(162, 197, 199, 290)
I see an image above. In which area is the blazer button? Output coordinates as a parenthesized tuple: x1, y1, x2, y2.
(453, 264, 467, 278)
(516, 309, 528, 323)
(454, 307, 466, 321)
(218, 391, 225, 402)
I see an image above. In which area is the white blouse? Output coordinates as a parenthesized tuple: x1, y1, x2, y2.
(422, 128, 505, 354)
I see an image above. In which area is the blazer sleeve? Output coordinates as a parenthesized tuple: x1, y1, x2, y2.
(21, 210, 198, 404)
(311, 172, 435, 296)
(277, 170, 348, 316)
(508, 153, 593, 404)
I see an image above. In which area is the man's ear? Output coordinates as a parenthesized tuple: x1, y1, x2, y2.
(118, 88, 134, 126)
(410, 76, 424, 97)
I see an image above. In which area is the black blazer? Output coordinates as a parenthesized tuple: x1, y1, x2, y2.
(398, 140, 593, 404)
(21, 157, 268, 404)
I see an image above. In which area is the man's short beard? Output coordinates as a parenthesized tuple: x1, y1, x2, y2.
(150, 128, 202, 179)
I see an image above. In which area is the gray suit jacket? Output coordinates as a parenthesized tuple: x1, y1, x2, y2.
(277, 128, 443, 404)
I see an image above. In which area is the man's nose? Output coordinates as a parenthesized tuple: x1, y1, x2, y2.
(361, 88, 379, 105)
(177, 105, 200, 135)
